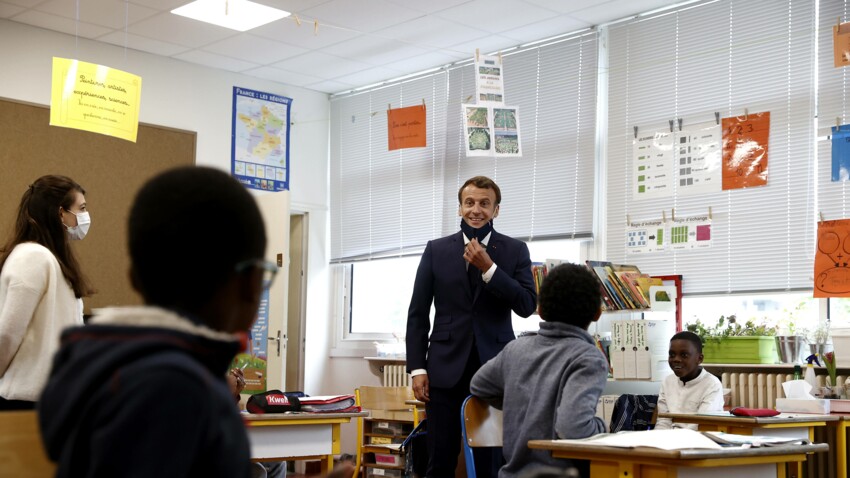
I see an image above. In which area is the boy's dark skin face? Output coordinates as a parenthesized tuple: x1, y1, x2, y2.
(668, 339, 703, 382)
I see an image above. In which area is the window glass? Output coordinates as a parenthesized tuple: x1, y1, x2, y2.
(682, 292, 817, 336)
(348, 256, 422, 337)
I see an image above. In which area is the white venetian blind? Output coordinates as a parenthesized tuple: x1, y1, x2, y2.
(331, 31, 598, 261)
(818, 0, 850, 219)
(605, 0, 816, 294)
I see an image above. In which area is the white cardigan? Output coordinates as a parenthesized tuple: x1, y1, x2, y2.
(0, 242, 83, 401)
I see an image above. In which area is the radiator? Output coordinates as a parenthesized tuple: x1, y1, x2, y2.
(382, 364, 410, 387)
(721, 372, 848, 409)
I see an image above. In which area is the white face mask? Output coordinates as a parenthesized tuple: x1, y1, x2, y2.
(63, 210, 91, 241)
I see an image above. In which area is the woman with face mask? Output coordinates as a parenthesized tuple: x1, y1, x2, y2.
(0, 175, 94, 409)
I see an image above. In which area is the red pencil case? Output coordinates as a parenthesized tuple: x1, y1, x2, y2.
(730, 407, 780, 417)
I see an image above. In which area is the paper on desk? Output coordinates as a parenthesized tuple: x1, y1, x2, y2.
(782, 379, 815, 400)
(555, 429, 722, 450)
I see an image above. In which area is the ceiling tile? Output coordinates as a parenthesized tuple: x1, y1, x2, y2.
(446, 35, 520, 58)
(128, 11, 236, 48)
(381, 50, 466, 73)
(374, 15, 489, 49)
(251, 17, 359, 50)
(11, 10, 112, 38)
(521, 0, 606, 15)
(124, 0, 185, 10)
(271, 51, 371, 78)
(0, 3, 25, 17)
(305, 79, 357, 94)
(571, 0, 676, 24)
(173, 49, 260, 72)
(258, 0, 333, 14)
(322, 34, 430, 66)
(434, 0, 557, 34)
(243, 66, 324, 86)
(384, 0, 473, 15)
(4, 0, 46, 7)
(300, 0, 423, 33)
(331, 66, 404, 87)
(98, 30, 190, 56)
(203, 34, 308, 64)
(35, 0, 160, 29)
(500, 14, 589, 43)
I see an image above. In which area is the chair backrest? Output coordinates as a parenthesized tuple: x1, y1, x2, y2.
(461, 395, 503, 478)
(609, 394, 658, 432)
(0, 410, 56, 477)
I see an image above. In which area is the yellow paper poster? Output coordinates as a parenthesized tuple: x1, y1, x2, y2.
(50, 57, 142, 142)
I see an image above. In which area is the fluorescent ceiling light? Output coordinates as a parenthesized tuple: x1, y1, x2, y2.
(172, 0, 290, 32)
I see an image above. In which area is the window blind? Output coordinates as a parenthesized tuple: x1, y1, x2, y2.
(605, 0, 816, 294)
(818, 0, 850, 219)
(331, 31, 598, 261)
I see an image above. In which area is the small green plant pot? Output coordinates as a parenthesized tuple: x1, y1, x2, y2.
(702, 336, 780, 364)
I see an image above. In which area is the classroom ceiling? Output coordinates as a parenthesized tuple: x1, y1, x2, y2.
(2, 0, 684, 94)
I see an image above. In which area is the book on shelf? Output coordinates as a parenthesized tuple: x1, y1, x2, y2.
(585, 260, 652, 311)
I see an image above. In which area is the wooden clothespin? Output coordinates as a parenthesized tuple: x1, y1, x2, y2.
(743, 108, 749, 121)
(370, 111, 377, 117)
(498, 51, 502, 64)
(662, 210, 667, 222)
(678, 118, 683, 131)
(388, 103, 392, 111)
(464, 95, 473, 103)
(627, 214, 631, 226)
(671, 208, 676, 222)
(820, 211, 825, 222)
(634, 126, 638, 139)
(225, 0, 229, 15)
(475, 48, 480, 62)
(838, 117, 842, 129)
(715, 112, 720, 125)
(669, 119, 674, 133)
(708, 207, 712, 220)
(422, 98, 426, 107)
(293, 14, 301, 26)
(314, 20, 318, 35)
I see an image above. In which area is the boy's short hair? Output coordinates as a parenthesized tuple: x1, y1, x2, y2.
(128, 166, 266, 311)
(538, 263, 601, 328)
(670, 331, 703, 354)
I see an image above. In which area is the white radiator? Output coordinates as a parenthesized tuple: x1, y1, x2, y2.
(382, 364, 410, 387)
(721, 372, 848, 409)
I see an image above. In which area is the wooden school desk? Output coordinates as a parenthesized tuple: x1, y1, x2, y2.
(245, 411, 367, 474)
(528, 439, 828, 478)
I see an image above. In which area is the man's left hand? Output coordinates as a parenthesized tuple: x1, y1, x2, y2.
(464, 238, 493, 272)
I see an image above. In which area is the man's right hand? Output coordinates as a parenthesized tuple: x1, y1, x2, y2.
(412, 374, 430, 403)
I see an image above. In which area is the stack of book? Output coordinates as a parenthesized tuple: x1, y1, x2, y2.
(585, 261, 661, 311)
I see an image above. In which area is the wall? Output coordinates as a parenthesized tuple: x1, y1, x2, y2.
(0, 19, 378, 454)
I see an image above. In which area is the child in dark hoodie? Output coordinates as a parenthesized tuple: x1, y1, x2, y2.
(470, 263, 608, 478)
(38, 167, 270, 478)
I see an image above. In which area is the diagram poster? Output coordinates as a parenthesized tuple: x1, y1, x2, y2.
(721, 112, 770, 190)
(676, 122, 722, 195)
(475, 54, 504, 105)
(231, 288, 269, 393)
(815, 219, 850, 298)
(493, 106, 521, 157)
(832, 124, 850, 181)
(669, 215, 712, 250)
(387, 104, 426, 151)
(49, 57, 142, 142)
(626, 219, 666, 254)
(633, 130, 674, 200)
(231, 87, 291, 192)
(463, 104, 492, 157)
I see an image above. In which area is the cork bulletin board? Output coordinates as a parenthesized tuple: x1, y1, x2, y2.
(0, 97, 196, 311)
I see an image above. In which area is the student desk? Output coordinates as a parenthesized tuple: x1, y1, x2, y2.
(245, 411, 367, 473)
(527, 439, 828, 478)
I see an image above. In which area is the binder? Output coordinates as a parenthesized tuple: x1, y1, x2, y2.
(610, 321, 626, 379)
(622, 321, 637, 379)
(634, 321, 652, 379)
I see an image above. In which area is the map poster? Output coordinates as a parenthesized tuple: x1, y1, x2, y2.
(815, 219, 850, 298)
(231, 287, 269, 393)
(832, 124, 850, 182)
(493, 106, 521, 157)
(49, 57, 142, 142)
(626, 219, 666, 254)
(676, 122, 722, 196)
(231, 87, 291, 191)
(632, 130, 674, 200)
(475, 54, 505, 105)
(463, 104, 492, 157)
(669, 214, 712, 250)
(721, 111, 770, 190)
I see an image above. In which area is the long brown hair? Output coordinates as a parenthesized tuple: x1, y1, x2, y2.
(0, 175, 94, 298)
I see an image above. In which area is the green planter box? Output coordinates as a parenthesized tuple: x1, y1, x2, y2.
(702, 336, 779, 364)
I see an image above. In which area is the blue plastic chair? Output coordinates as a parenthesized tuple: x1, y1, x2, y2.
(460, 395, 503, 478)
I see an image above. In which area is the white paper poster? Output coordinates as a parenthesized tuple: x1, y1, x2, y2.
(669, 215, 712, 250)
(676, 122, 722, 195)
(633, 131, 674, 200)
(493, 106, 521, 157)
(463, 104, 492, 157)
(475, 54, 504, 105)
(626, 220, 667, 254)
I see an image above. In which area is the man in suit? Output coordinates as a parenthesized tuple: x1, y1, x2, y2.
(406, 176, 537, 477)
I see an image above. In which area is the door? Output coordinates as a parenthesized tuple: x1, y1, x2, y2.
(255, 190, 290, 391)
(286, 213, 307, 392)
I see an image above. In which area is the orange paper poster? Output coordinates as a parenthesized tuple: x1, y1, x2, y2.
(834, 22, 850, 67)
(721, 112, 770, 190)
(387, 105, 426, 151)
(815, 219, 850, 297)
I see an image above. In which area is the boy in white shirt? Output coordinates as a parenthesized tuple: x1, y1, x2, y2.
(655, 331, 724, 430)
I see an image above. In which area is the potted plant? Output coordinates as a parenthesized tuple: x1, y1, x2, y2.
(686, 315, 779, 364)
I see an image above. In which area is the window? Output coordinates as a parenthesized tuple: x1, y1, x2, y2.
(344, 256, 424, 338)
(682, 292, 818, 335)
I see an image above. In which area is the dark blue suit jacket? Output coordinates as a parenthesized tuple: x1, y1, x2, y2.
(406, 230, 537, 389)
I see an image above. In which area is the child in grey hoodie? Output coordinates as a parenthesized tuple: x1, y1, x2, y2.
(471, 263, 608, 478)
